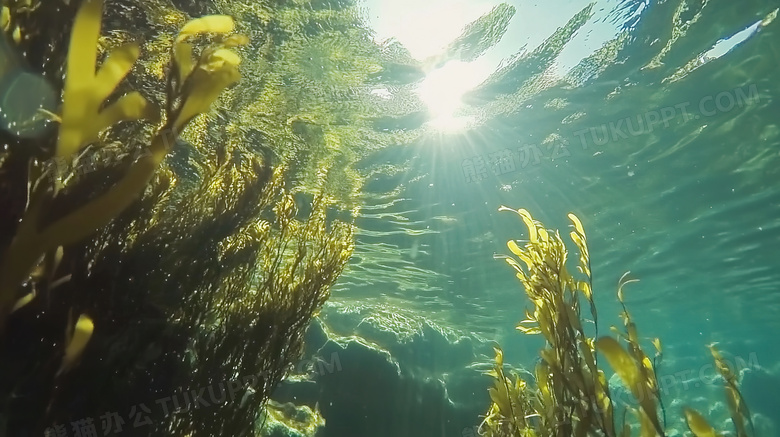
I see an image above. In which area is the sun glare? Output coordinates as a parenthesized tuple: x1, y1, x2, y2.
(416, 60, 486, 131)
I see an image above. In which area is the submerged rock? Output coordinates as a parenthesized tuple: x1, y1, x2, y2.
(268, 307, 494, 437)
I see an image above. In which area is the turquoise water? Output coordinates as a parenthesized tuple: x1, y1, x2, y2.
(308, 0, 780, 436)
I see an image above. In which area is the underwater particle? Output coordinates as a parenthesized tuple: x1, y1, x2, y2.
(0, 33, 56, 138)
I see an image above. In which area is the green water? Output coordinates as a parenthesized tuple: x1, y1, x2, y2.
(338, 0, 778, 340)
(318, 0, 780, 435)
(1, 0, 778, 435)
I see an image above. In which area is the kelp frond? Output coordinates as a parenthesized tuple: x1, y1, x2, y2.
(57, 0, 159, 159)
(481, 208, 753, 437)
(484, 207, 613, 437)
(707, 344, 754, 437)
(479, 346, 537, 437)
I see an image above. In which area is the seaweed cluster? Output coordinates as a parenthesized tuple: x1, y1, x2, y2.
(0, 0, 245, 327)
(479, 207, 754, 437)
(0, 0, 354, 435)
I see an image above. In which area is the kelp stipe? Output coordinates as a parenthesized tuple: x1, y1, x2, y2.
(0, 0, 248, 328)
(480, 208, 753, 437)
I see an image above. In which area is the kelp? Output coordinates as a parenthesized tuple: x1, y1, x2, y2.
(480, 208, 753, 437)
(215, 0, 431, 208)
(0, 0, 247, 328)
(484, 207, 614, 437)
(479, 346, 537, 437)
(0, 0, 355, 435)
(707, 344, 755, 437)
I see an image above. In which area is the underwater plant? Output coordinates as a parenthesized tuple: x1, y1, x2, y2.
(479, 207, 753, 437)
(0, 0, 247, 329)
(0, 0, 355, 435)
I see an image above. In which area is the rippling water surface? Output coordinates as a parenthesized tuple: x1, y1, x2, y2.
(333, 0, 780, 373)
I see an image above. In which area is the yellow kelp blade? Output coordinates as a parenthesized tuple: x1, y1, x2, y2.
(493, 346, 504, 366)
(487, 347, 514, 417)
(176, 14, 235, 43)
(580, 337, 597, 372)
(91, 92, 159, 143)
(66, 0, 101, 91)
(488, 381, 512, 417)
(537, 227, 549, 244)
(652, 338, 662, 354)
(626, 320, 639, 345)
(58, 0, 103, 158)
(640, 355, 657, 389)
(57, 0, 157, 158)
(174, 66, 240, 130)
(535, 363, 552, 407)
(596, 337, 664, 436)
(709, 344, 754, 436)
(503, 255, 526, 275)
(202, 48, 242, 71)
(1, 6, 9, 31)
(93, 43, 140, 102)
(725, 386, 749, 437)
(173, 42, 194, 83)
(708, 345, 735, 382)
(564, 305, 583, 333)
(11, 291, 35, 312)
(507, 239, 524, 257)
(569, 231, 588, 255)
(57, 314, 94, 376)
(579, 280, 592, 300)
(222, 34, 250, 47)
(568, 212, 585, 236)
(516, 321, 541, 335)
(595, 370, 616, 437)
(514, 208, 538, 244)
(683, 407, 721, 437)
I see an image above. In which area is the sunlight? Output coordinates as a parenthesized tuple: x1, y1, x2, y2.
(362, 0, 626, 132)
(416, 60, 485, 131)
(703, 20, 762, 60)
(364, 0, 493, 60)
